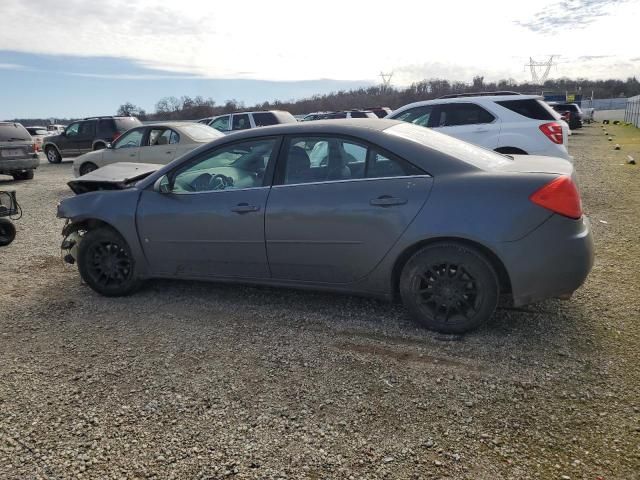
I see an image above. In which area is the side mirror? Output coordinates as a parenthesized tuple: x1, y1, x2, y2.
(153, 174, 171, 193)
(61, 130, 67, 137)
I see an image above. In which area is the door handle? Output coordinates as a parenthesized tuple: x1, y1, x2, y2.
(129, 153, 136, 157)
(231, 203, 260, 213)
(370, 196, 407, 207)
(474, 127, 489, 132)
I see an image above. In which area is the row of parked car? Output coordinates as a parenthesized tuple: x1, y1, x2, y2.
(1, 92, 584, 182)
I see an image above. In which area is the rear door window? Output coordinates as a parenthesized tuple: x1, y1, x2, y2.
(433, 103, 495, 127)
(232, 114, 251, 130)
(496, 99, 556, 120)
(78, 120, 96, 137)
(253, 112, 279, 127)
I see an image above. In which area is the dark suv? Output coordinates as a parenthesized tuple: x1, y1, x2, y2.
(43, 116, 142, 163)
(549, 103, 583, 130)
(0, 122, 38, 180)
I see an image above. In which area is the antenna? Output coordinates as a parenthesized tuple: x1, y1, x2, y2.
(525, 55, 557, 85)
(379, 71, 393, 91)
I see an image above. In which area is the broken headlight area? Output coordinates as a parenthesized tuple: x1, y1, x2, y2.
(61, 220, 85, 265)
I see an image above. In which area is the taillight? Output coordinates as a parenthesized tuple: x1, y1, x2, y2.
(539, 122, 564, 144)
(31, 143, 37, 153)
(112, 133, 121, 142)
(530, 176, 582, 219)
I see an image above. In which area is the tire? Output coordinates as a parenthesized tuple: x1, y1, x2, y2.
(77, 227, 142, 296)
(93, 143, 106, 151)
(399, 243, 499, 334)
(0, 219, 16, 246)
(79, 162, 98, 176)
(45, 146, 62, 164)
(12, 170, 34, 180)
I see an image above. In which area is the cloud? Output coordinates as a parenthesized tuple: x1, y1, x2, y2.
(578, 55, 613, 61)
(515, 0, 632, 33)
(0, 62, 28, 70)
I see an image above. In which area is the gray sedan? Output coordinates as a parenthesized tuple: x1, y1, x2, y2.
(57, 119, 594, 333)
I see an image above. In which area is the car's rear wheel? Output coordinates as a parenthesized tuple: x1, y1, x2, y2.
(399, 243, 499, 333)
(0, 219, 16, 246)
(12, 170, 34, 180)
(46, 147, 62, 164)
(79, 162, 98, 176)
(93, 143, 106, 151)
(77, 227, 141, 296)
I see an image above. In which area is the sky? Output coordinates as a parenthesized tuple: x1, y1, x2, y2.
(1, 0, 639, 118)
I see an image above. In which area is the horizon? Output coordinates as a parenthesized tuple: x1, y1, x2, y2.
(1, 0, 639, 118)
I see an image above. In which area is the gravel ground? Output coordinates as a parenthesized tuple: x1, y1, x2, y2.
(1, 127, 638, 480)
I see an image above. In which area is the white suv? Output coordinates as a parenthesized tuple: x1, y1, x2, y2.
(387, 93, 570, 160)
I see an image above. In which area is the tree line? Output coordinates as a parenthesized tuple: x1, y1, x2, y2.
(10, 76, 640, 126)
(122, 76, 640, 121)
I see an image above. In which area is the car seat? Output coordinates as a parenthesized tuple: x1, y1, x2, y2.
(286, 146, 311, 183)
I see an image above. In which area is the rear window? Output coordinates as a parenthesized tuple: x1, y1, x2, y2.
(497, 99, 556, 120)
(0, 123, 31, 141)
(384, 123, 510, 170)
(114, 117, 142, 132)
(26, 127, 48, 135)
(180, 123, 225, 142)
(554, 104, 582, 114)
(253, 112, 279, 127)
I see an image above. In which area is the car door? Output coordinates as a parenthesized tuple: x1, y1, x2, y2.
(59, 122, 81, 155)
(431, 103, 500, 149)
(104, 127, 145, 164)
(265, 136, 433, 284)
(136, 136, 281, 279)
(139, 127, 179, 164)
(68, 120, 96, 155)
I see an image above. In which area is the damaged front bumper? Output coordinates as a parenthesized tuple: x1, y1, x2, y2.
(60, 220, 83, 264)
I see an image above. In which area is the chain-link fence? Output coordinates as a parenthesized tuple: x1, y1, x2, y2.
(625, 95, 640, 127)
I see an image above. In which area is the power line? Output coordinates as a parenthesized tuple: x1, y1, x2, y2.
(525, 55, 557, 85)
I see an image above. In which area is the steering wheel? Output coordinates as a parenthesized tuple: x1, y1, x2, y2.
(191, 173, 212, 192)
(208, 174, 234, 190)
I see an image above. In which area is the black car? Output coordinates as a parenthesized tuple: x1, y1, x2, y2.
(43, 116, 142, 163)
(365, 107, 393, 118)
(550, 103, 583, 130)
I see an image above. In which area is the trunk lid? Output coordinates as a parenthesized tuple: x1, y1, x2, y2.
(495, 154, 574, 178)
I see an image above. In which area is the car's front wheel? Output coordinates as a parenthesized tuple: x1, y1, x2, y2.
(399, 243, 499, 334)
(79, 162, 98, 176)
(45, 147, 62, 164)
(77, 227, 141, 296)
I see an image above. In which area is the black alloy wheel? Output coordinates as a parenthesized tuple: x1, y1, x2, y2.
(400, 243, 499, 333)
(77, 228, 141, 296)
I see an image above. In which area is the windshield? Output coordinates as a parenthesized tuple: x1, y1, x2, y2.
(384, 123, 511, 169)
(0, 123, 31, 142)
(180, 123, 224, 142)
